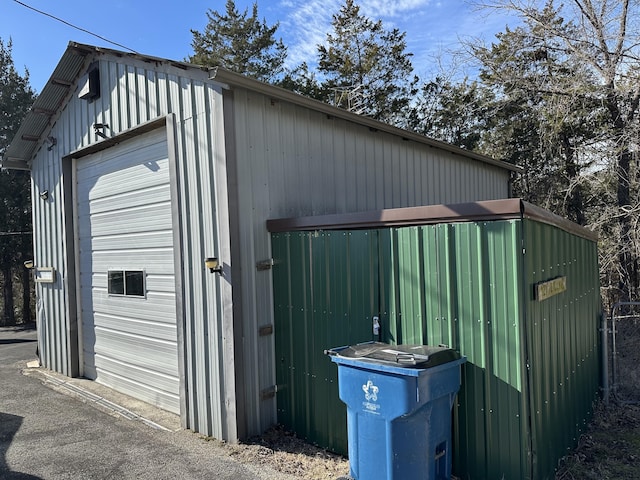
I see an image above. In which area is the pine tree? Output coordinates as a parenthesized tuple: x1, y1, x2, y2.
(410, 78, 493, 151)
(189, 0, 287, 83)
(317, 0, 417, 126)
(0, 38, 36, 325)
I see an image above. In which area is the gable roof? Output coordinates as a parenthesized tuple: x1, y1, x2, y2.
(2, 41, 521, 174)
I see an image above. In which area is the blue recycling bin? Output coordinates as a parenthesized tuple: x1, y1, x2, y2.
(327, 342, 465, 480)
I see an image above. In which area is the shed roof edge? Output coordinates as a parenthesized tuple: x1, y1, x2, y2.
(267, 199, 599, 242)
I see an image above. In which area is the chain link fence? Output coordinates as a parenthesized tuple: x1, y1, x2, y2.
(609, 302, 640, 404)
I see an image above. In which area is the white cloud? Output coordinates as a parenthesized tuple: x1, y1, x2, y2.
(276, 0, 516, 79)
(279, 0, 433, 68)
(358, 0, 431, 18)
(279, 0, 340, 67)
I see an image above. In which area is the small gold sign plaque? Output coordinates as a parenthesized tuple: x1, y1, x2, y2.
(535, 276, 567, 301)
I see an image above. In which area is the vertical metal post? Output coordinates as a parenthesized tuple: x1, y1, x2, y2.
(601, 312, 609, 405)
(609, 302, 640, 403)
(611, 303, 621, 400)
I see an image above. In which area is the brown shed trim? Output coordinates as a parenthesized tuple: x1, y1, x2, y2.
(267, 199, 598, 242)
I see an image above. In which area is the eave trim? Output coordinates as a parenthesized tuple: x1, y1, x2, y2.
(64, 116, 167, 160)
(267, 198, 598, 242)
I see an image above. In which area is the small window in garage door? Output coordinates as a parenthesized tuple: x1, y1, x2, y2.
(108, 269, 146, 297)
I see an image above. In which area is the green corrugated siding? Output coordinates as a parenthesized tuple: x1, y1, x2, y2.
(387, 221, 529, 479)
(272, 230, 379, 453)
(522, 220, 601, 480)
(272, 217, 601, 480)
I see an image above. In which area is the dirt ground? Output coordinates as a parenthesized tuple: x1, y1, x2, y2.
(555, 401, 640, 480)
(210, 425, 350, 479)
(206, 401, 640, 480)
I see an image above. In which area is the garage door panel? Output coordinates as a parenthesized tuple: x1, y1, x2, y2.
(87, 250, 176, 275)
(77, 183, 171, 217)
(86, 363, 180, 415)
(83, 294, 177, 324)
(80, 231, 175, 252)
(78, 204, 173, 237)
(76, 131, 167, 177)
(87, 313, 177, 342)
(86, 330, 179, 373)
(92, 355, 180, 396)
(77, 128, 180, 414)
(77, 171, 171, 207)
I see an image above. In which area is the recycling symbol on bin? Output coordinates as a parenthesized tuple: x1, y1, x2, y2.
(362, 380, 379, 401)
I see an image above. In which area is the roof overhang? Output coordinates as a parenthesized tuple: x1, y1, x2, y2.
(3, 41, 522, 177)
(2, 43, 94, 170)
(267, 198, 598, 242)
(1, 42, 209, 170)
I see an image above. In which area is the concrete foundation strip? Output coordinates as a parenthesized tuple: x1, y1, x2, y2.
(39, 371, 171, 432)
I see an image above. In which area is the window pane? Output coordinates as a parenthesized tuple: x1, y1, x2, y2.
(125, 271, 145, 297)
(108, 271, 125, 295)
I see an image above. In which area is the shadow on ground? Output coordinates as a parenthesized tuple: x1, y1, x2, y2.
(0, 413, 43, 479)
(0, 339, 36, 345)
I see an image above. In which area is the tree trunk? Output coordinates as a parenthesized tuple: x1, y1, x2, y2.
(2, 267, 15, 326)
(605, 88, 635, 302)
(562, 133, 585, 225)
(21, 266, 31, 324)
(617, 148, 634, 301)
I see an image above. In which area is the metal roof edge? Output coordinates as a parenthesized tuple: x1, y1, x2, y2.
(267, 198, 599, 242)
(4, 42, 92, 168)
(520, 201, 598, 242)
(4, 42, 211, 169)
(267, 199, 524, 232)
(67, 42, 210, 74)
(210, 67, 522, 174)
(6, 41, 520, 176)
(0, 157, 31, 170)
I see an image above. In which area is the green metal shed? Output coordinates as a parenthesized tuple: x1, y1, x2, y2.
(267, 198, 601, 480)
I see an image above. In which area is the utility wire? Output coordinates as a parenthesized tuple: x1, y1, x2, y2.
(12, 0, 138, 53)
(0, 232, 32, 236)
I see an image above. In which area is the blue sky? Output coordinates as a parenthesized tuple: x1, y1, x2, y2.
(1, 0, 517, 93)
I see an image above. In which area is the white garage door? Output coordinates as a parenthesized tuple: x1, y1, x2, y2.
(77, 128, 180, 414)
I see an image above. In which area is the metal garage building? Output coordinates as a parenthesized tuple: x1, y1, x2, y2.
(3, 42, 519, 442)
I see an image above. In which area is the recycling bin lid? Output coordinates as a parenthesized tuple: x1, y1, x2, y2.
(327, 342, 461, 368)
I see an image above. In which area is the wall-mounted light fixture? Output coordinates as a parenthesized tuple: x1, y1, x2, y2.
(205, 257, 223, 274)
(47, 136, 57, 151)
(93, 123, 110, 139)
(39, 190, 49, 201)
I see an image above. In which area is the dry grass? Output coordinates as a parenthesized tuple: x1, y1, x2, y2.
(204, 402, 640, 480)
(223, 315, 640, 479)
(555, 402, 640, 480)
(212, 425, 350, 480)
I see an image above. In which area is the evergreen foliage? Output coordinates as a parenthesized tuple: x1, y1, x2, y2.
(189, 0, 287, 82)
(0, 38, 35, 326)
(316, 0, 417, 126)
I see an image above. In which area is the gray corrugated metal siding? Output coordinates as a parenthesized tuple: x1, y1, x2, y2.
(229, 87, 513, 435)
(29, 51, 233, 439)
(14, 43, 519, 444)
